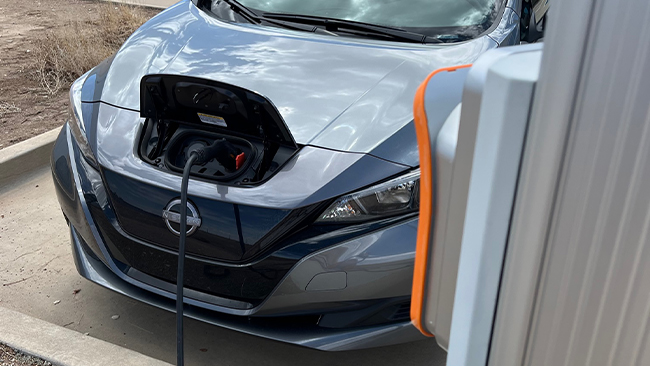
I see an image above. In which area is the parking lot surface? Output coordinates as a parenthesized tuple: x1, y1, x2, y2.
(0, 167, 446, 365)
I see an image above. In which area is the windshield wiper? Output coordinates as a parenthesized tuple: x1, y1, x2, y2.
(216, 0, 321, 32)
(261, 13, 441, 44)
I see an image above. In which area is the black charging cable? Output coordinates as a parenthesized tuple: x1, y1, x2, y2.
(176, 139, 240, 366)
(176, 151, 199, 366)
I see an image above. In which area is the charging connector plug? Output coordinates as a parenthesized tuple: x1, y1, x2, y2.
(186, 139, 245, 171)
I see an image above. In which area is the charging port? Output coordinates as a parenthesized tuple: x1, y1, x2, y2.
(138, 75, 299, 186)
(165, 131, 255, 181)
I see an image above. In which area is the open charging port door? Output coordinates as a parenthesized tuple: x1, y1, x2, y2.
(139, 75, 298, 186)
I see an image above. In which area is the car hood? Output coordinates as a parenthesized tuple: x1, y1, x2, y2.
(93, 0, 497, 154)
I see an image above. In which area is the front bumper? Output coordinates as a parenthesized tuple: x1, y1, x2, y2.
(52, 124, 424, 350)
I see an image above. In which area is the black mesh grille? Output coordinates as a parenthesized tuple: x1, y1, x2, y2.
(389, 301, 411, 321)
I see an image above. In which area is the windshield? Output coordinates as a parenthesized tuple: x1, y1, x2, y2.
(235, 0, 501, 33)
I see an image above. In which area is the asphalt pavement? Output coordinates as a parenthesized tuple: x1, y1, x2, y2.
(0, 166, 447, 365)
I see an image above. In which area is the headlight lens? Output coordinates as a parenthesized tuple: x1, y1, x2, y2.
(317, 170, 420, 223)
(68, 72, 98, 167)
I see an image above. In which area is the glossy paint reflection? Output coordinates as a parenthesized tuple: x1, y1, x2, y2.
(98, 0, 505, 151)
(258, 218, 418, 314)
(94, 104, 408, 209)
(103, 168, 294, 261)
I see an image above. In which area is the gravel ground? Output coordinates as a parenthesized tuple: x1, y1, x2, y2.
(0, 344, 52, 366)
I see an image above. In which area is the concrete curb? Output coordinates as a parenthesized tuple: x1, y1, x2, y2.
(0, 307, 172, 366)
(0, 128, 61, 188)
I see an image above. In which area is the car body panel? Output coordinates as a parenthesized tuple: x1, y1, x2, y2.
(92, 103, 410, 209)
(70, 222, 423, 351)
(54, 125, 420, 308)
(256, 218, 418, 315)
(88, 1, 509, 158)
(487, 6, 521, 46)
(368, 121, 421, 167)
(53, 125, 425, 349)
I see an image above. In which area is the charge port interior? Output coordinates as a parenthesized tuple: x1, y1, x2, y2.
(166, 131, 256, 181)
(139, 120, 296, 186)
(138, 75, 299, 187)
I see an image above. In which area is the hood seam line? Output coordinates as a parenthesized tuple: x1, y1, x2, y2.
(304, 60, 407, 146)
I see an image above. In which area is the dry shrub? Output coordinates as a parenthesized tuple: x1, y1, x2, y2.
(0, 102, 22, 117)
(100, 3, 154, 49)
(34, 3, 155, 94)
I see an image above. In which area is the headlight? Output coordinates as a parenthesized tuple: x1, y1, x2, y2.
(68, 72, 98, 167)
(317, 170, 420, 223)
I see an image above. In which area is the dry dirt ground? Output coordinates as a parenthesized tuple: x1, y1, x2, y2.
(0, 0, 157, 149)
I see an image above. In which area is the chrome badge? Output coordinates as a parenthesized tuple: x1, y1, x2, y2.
(162, 199, 202, 236)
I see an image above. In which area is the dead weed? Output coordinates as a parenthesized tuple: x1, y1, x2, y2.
(33, 3, 154, 94)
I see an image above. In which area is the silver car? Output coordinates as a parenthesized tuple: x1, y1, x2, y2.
(51, 0, 532, 351)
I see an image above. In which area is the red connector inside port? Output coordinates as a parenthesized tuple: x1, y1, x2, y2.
(235, 152, 246, 170)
